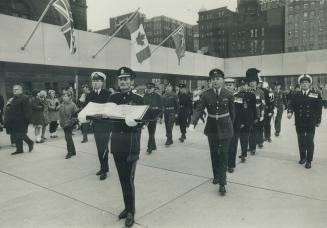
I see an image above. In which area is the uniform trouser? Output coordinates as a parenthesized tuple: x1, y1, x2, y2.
(274, 106, 284, 133)
(264, 115, 273, 139)
(228, 125, 250, 168)
(49, 121, 58, 133)
(296, 125, 316, 162)
(207, 134, 231, 185)
(164, 111, 175, 141)
(81, 122, 89, 140)
(114, 156, 137, 214)
(249, 121, 263, 150)
(93, 121, 110, 173)
(178, 109, 188, 135)
(63, 126, 76, 155)
(147, 121, 157, 149)
(12, 133, 33, 152)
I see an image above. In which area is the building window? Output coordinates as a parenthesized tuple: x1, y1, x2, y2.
(261, 28, 264, 36)
(261, 40, 265, 54)
(304, 12, 308, 18)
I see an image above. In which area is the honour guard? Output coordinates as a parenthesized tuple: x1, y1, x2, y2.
(85, 72, 111, 180)
(162, 82, 179, 146)
(246, 68, 265, 154)
(262, 82, 275, 143)
(177, 83, 192, 142)
(108, 67, 144, 227)
(273, 81, 286, 136)
(144, 82, 163, 154)
(287, 74, 322, 169)
(189, 68, 235, 195)
(228, 78, 256, 173)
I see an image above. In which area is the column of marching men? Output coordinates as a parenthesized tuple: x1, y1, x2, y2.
(0, 66, 322, 227)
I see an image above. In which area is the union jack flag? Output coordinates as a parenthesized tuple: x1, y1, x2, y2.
(52, 0, 77, 54)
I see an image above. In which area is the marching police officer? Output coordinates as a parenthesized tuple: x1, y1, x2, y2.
(262, 82, 275, 143)
(85, 72, 111, 180)
(162, 82, 179, 146)
(228, 78, 256, 173)
(246, 68, 265, 154)
(143, 82, 163, 154)
(189, 68, 235, 195)
(273, 81, 286, 136)
(107, 67, 145, 227)
(287, 74, 322, 169)
(177, 83, 192, 142)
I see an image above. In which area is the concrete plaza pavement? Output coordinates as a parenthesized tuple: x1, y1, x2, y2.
(0, 111, 327, 228)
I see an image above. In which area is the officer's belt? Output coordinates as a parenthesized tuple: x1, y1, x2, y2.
(207, 113, 229, 119)
(165, 107, 174, 110)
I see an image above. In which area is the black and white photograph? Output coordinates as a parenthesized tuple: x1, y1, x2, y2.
(0, 0, 326, 227)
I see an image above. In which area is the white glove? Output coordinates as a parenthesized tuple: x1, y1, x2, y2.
(188, 124, 195, 132)
(125, 117, 138, 127)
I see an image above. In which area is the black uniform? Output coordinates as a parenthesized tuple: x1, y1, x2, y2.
(178, 92, 192, 142)
(273, 89, 286, 135)
(86, 89, 111, 174)
(287, 90, 322, 163)
(191, 88, 235, 186)
(143, 91, 163, 152)
(228, 91, 256, 168)
(108, 91, 144, 215)
(162, 91, 179, 144)
(262, 88, 275, 141)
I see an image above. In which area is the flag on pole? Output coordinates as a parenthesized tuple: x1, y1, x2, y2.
(172, 25, 186, 65)
(126, 13, 151, 63)
(53, 0, 77, 54)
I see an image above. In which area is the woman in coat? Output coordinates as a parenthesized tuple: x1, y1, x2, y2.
(47, 90, 60, 138)
(30, 90, 46, 143)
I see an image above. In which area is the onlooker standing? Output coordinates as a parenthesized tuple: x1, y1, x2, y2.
(39, 90, 49, 140)
(78, 84, 91, 143)
(59, 91, 78, 159)
(47, 90, 60, 138)
(4, 85, 34, 155)
(30, 90, 46, 143)
(0, 94, 4, 148)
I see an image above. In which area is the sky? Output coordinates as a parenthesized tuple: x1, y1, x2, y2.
(86, 0, 238, 31)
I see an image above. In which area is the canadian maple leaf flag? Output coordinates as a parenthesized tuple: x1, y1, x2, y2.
(126, 13, 151, 63)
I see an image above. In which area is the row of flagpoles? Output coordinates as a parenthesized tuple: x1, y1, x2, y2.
(20, 1, 186, 65)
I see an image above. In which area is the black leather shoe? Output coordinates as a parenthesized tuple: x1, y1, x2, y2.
(275, 132, 280, 137)
(182, 134, 186, 140)
(219, 185, 226, 195)
(65, 154, 71, 159)
(179, 137, 184, 142)
(239, 155, 246, 162)
(96, 170, 102, 176)
(147, 148, 152, 154)
(305, 162, 311, 169)
(212, 178, 219, 185)
(81, 139, 88, 143)
(258, 144, 263, 148)
(152, 147, 157, 151)
(250, 150, 256, 155)
(267, 138, 272, 143)
(99, 172, 107, 180)
(11, 151, 23, 155)
(227, 167, 234, 173)
(125, 213, 134, 227)
(28, 142, 34, 152)
(118, 209, 127, 220)
(299, 159, 306, 165)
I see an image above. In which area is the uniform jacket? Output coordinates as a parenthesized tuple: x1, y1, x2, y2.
(273, 89, 286, 108)
(143, 92, 163, 120)
(162, 92, 179, 113)
(4, 94, 31, 134)
(233, 91, 257, 127)
(178, 92, 193, 114)
(191, 88, 235, 139)
(86, 89, 111, 104)
(250, 87, 265, 120)
(108, 91, 144, 162)
(287, 90, 322, 127)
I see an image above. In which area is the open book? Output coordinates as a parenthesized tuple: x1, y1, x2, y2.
(78, 102, 150, 123)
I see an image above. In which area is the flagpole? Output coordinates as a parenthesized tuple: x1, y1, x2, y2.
(151, 24, 184, 55)
(21, 0, 56, 51)
(92, 8, 140, 59)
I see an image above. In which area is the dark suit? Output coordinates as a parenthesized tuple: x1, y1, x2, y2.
(108, 91, 144, 215)
(288, 90, 322, 162)
(191, 88, 235, 185)
(4, 94, 33, 152)
(144, 92, 163, 151)
(228, 91, 256, 168)
(86, 89, 111, 174)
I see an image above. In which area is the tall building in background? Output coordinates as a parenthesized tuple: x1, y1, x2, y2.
(285, 0, 327, 53)
(228, 0, 284, 57)
(259, 0, 285, 10)
(0, 0, 87, 31)
(198, 7, 236, 57)
(192, 24, 200, 53)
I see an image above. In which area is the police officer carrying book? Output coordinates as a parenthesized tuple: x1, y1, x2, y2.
(85, 72, 111, 181)
(228, 78, 256, 173)
(189, 68, 235, 195)
(107, 67, 145, 227)
(143, 82, 163, 154)
(287, 74, 322, 169)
